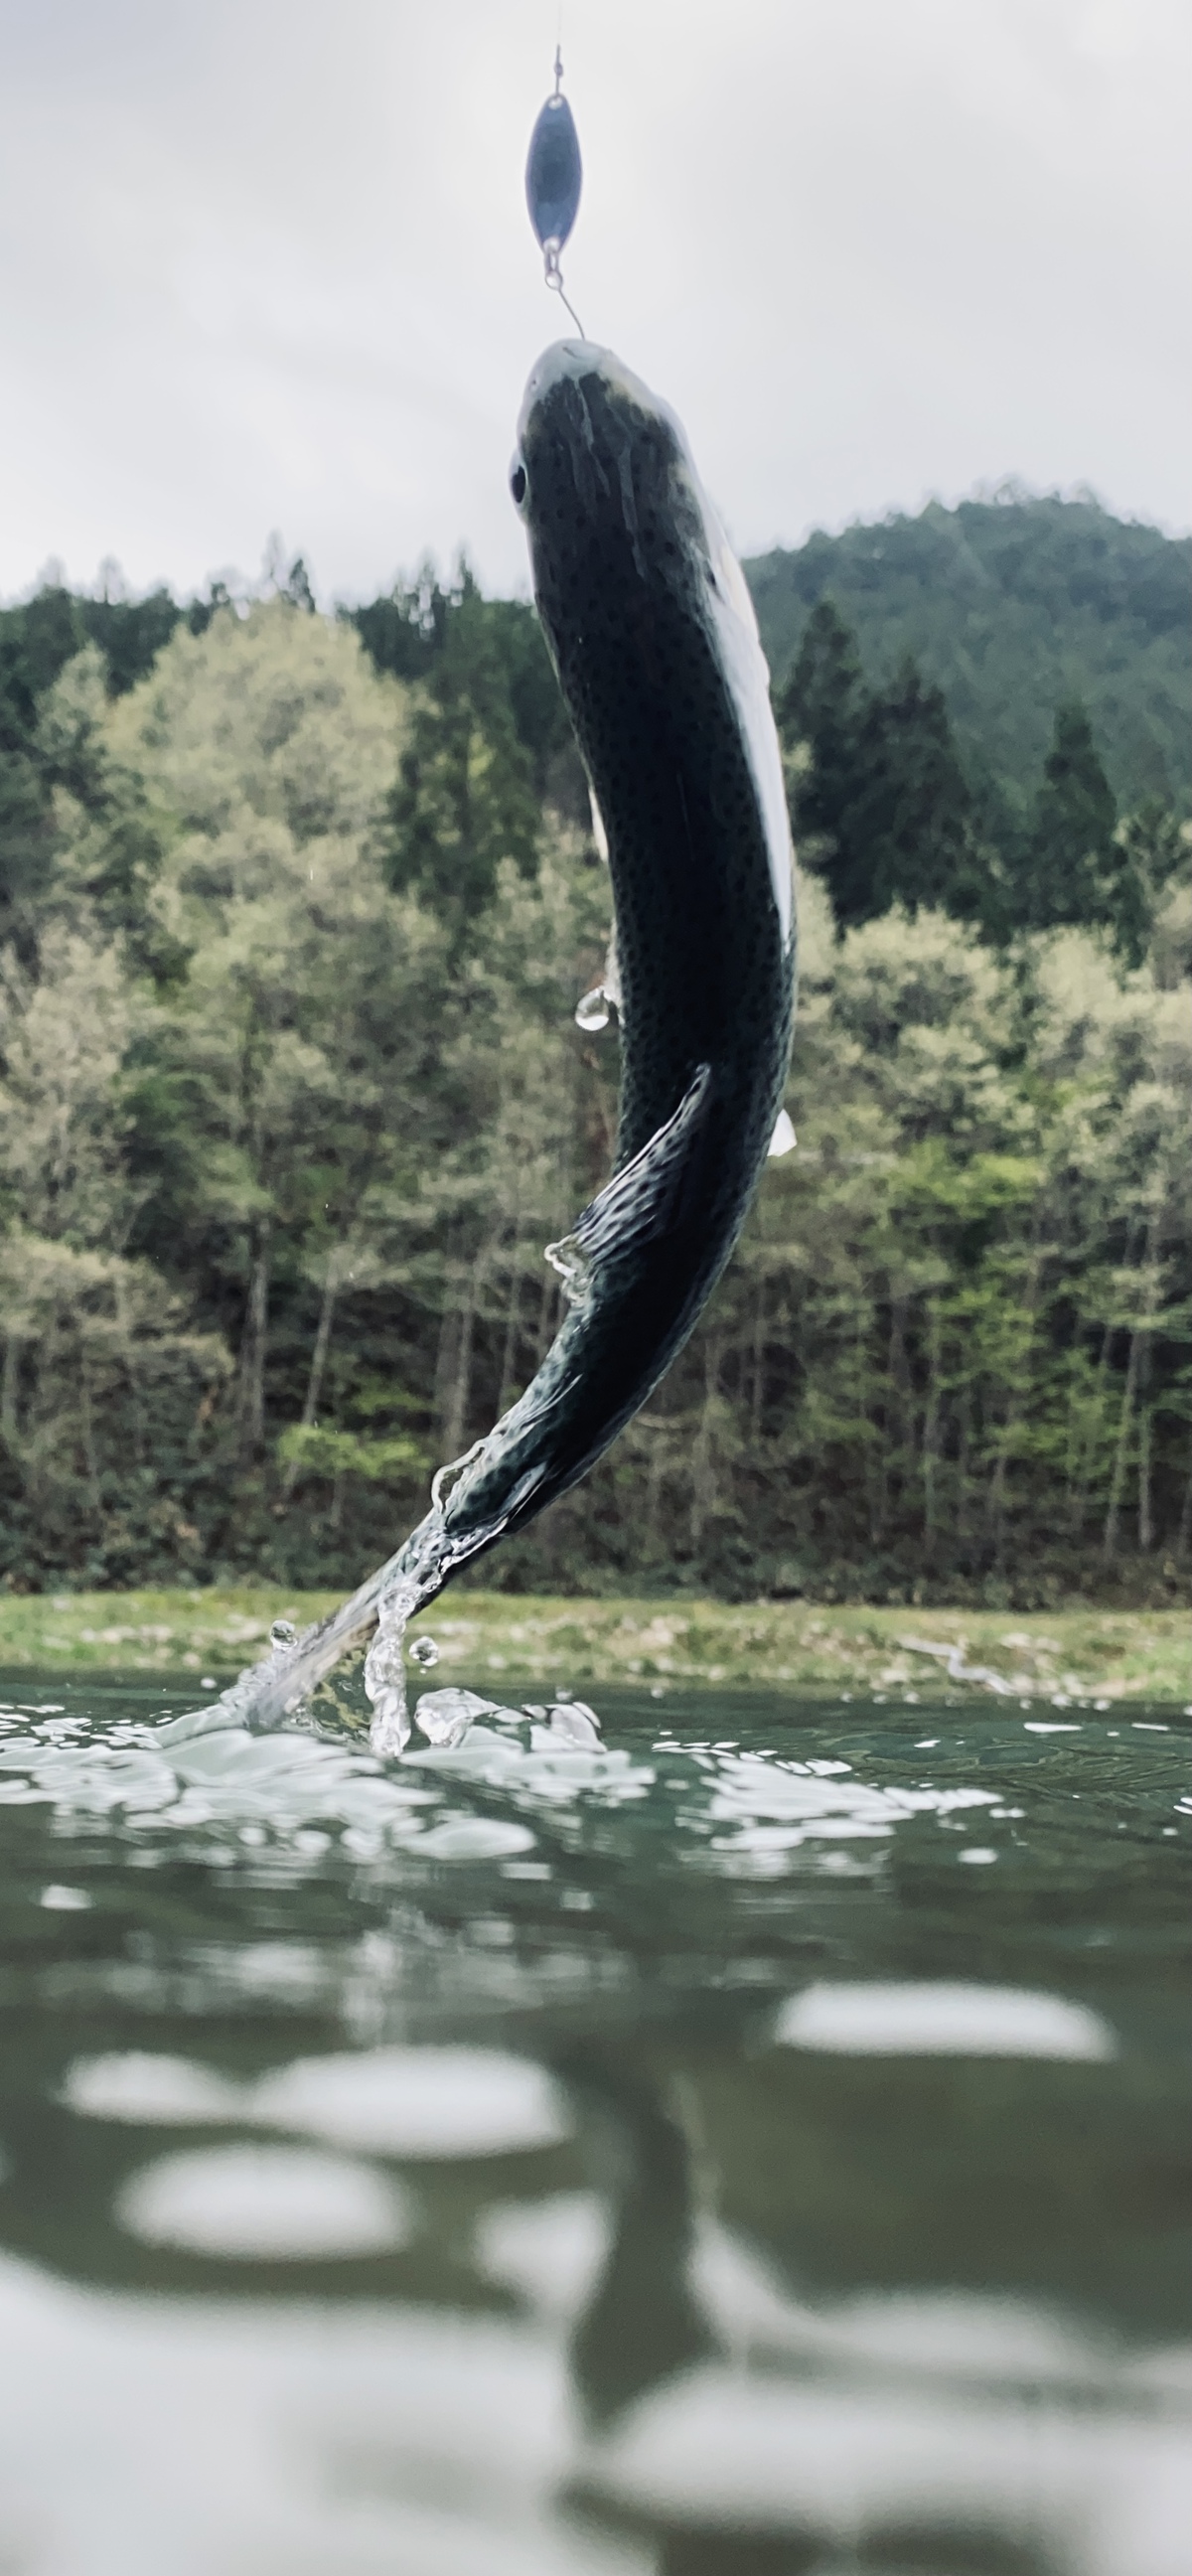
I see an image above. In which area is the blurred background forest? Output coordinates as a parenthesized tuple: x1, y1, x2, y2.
(0, 491, 1188, 1607)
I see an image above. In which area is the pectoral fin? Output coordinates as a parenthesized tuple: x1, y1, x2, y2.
(545, 1064, 712, 1308)
(572, 1064, 712, 1265)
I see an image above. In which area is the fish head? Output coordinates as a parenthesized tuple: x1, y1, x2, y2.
(512, 340, 754, 637)
(512, 341, 794, 954)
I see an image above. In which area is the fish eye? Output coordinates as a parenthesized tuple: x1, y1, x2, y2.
(510, 460, 527, 509)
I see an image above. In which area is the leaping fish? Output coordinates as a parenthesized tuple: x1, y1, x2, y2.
(229, 342, 797, 1733)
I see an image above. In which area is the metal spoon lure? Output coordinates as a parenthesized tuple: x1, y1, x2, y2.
(525, 47, 585, 337)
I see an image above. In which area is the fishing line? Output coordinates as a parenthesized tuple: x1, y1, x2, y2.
(525, 42, 587, 338)
(545, 246, 586, 340)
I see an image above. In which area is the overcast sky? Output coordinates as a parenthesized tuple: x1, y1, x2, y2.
(1, 0, 1188, 606)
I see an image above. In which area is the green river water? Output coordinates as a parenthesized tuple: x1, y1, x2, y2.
(0, 1666, 1188, 2574)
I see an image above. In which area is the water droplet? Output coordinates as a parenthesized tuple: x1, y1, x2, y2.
(575, 986, 609, 1032)
(408, 1636, 440, 1670)
(270, 1620, 298, 1652)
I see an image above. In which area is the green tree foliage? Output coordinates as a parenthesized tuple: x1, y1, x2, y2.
(1027, 699, 1116, 915)
(777, 603, 977, 927)
(0, 576, 1188, 1604)
(376, 572, 543, 932)
(0, 580, 182, 710)
(350, 560, 584, 816)
(748, 492, 1192, 823)
(778, 601, 1181, 955)
(0, 579, 183, 957)
(0, 915, 228, 1580)
(1015, 698, 1153, 962)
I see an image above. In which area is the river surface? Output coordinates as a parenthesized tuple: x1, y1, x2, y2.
(0, 1666, 1189, 2575)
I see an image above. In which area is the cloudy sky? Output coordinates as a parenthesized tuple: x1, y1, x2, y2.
(0, 0, 1187, 605)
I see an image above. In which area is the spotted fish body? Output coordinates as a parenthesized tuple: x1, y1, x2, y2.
(445, 340, 797, 1549)
(239, 344, 795, 1723)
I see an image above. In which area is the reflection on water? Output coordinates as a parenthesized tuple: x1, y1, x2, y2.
(0, 1669, 1188, 2572)
(117, 2141, 413, 2256)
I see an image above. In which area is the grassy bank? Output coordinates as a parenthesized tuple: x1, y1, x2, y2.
(0, 1591, 1187, 1704)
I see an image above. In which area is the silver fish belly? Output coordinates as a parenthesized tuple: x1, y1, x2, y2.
(237, 342, 796, 1724)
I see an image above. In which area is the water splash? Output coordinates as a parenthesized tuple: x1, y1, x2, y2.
(575, 986, 610, 1032)
(408, 1637, 440, 1671)
(182, 1451, 482, 1742)
(545, 1701, 602, 1746)
(364, 1581, 420, 1757)
(270, 1619, 299, 1651)
(543, 1233, 592, 1310)
(414, 1688, 495, 1749)
(431, 1440, 486, 1512)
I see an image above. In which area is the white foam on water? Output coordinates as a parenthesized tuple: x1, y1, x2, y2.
(63, 2053, 240, 2126)
(584, 2362, 1192, 2573)
(702, 1751, 1001, 1872)
(2, 1695, 1180, 1909)
(476, 2192, 612, 2323)
(250, 2047, 570, 2159)
(116, 2144, 410, 2258)
(65, 2044, 571, 2161)
(774, 1981, 1116, 2059)
(0, 2251, 583, 2575)
(417, 1817, 537, 1859)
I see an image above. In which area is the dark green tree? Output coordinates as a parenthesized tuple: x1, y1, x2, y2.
(351, 564, 582, 815)
(776, 601, 977, 929)
(78, 587, 182, 694)
(350, 558, 450, 683)
(12, 587, 86, 698)
(846, 656, 974, 919)
(774, 599, 866, 875)
(0, 744, 55, 948)
(746, 494, 1192, 825)
(378, 571, 542, 935)
(0, 579, 190, 945)
(280, 556, 317, 614)
(0, 594, 87, 944)
(1021, 699, 1119, 934)
(186, 579, 237, 639)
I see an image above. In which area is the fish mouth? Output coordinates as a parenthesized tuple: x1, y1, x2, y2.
(516, 340, 674, 447)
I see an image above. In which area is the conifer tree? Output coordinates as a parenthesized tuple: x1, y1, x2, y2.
(1023, 699, 1117, 930)
(379, 572, 540, 933)
(776, 602, 975, 928)
(774, 599, 865, 884)
(848, 656, 974, 920)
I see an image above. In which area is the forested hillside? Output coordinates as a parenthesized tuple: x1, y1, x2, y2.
(746, 493, 1191, 824)
(0, 565, 1188, 1607)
